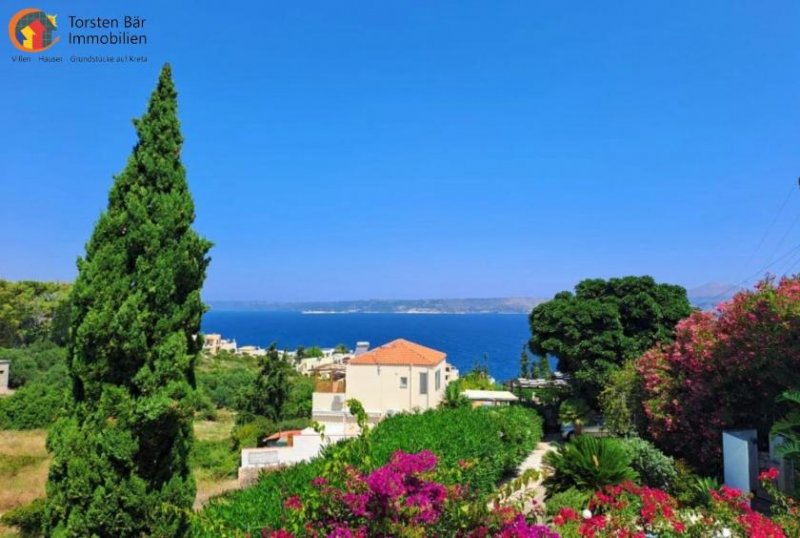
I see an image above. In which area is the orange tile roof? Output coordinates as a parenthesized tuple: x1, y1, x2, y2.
(263, 429, 304, 442)
(348, 338, 446, 367)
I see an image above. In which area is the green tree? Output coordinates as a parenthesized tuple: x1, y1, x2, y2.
(529, 276, 691, 407)
(334, 343, 349, 354)
(534, 355, 553, 380)
(441, 381, 470, 409)
(45, 65, 211, 537)
(305, 345, 324, 358)
(243, 343, 292, 421)
(0, 280, 71, 347)
(599, 359, 646, 436)
(459, 365, 498, 390)
(519, 345, 530, 379)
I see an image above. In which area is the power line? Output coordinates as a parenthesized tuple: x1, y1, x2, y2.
(710, 240, 800, 305)
(766, 210, 800, 266)
(744, 182, 797, 273)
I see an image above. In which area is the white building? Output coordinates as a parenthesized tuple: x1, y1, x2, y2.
(239, 339, 458, 483)
(463, 389, 519, 407)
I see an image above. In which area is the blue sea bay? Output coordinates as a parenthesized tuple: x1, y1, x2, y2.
(201, 311, 542, 382)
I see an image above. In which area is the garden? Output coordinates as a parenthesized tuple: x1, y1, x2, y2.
(194, 405, 544, 536)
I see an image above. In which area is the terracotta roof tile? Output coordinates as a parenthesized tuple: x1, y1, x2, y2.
(348, 338, 446, 367)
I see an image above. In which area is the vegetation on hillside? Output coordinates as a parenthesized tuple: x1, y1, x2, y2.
(0, 344, 69, 430)
(0, 280, 71, 348)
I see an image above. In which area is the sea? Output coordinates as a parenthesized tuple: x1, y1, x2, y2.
(201, 311, 541, 383)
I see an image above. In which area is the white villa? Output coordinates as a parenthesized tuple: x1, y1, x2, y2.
(202, 333, 238, 354)
(239, 339, 459, 483)
(295, 347, 351, 375)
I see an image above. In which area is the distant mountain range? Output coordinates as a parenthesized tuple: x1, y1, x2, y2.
(208, 297, 546, 314)
(208, 284, 744, 314)
(686, 283, 742, 311)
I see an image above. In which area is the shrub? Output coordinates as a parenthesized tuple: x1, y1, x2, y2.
(619, 436, 677, 490)
(0, 380, 66, 429)
(187, 388, 217, 420)
(197, 367, 256, 409)
(440, 380, 470, 408)
(552, 480, 791, 537)
(639, 277, 800, 469)
(231, 417, 312, 450)
(195, 459, 323, 536)
(669, 460, 719, 507)
(190, 439, 240, 480)
(263, 450, 557, 538)
(197, 406, 543, 535)
(546, 488, 591, 516)
(0, 498, 46, 537)
(543, 436, 637, 496)
(0, 343, 66, 388)
(598, 359, 645, 436)
(284, 374, 314, 419)
(772, 390, 800, 465)
(368, 406, 542, 494)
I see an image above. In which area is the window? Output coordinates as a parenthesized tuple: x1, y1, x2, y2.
(400, 376, 408, 388)
(435, 369, 441, 391)
(419, 372, 428, 395)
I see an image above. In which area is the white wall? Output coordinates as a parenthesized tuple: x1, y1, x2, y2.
(345, 360, 446, 414)
(240, 428, 355, 469)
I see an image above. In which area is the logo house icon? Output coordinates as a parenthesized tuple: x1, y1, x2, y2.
(9, 8, 59, 52)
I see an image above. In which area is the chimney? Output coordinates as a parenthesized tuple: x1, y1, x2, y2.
(354, 341, 370, 356)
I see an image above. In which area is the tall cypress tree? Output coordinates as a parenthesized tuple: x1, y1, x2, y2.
(45, 64, 211, 537)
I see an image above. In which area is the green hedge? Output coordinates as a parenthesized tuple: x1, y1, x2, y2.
(368, 405, 541, 493)
(195, 406, 542, 536)
(0, 381, 67, 429)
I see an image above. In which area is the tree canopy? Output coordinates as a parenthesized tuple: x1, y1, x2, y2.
(0, 279, 71, 347)
(529, 276, 691, 406)
(241, 343, 292, 422)
(45, 64, 211, 537)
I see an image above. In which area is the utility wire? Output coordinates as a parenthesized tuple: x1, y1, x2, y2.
(711, 180, 800, 306)
(766, 210, 800, 267)
(744, 183, 796, 273)
(709, 240, 800, 305)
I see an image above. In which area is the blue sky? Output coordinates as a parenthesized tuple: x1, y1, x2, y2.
(2, 1, 800, 301)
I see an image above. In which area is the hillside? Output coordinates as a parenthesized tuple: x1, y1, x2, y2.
(207, 297, 546, 314)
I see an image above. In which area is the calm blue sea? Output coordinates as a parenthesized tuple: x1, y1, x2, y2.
(201, 312, 538, 382)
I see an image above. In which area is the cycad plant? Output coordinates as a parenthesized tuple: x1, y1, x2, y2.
(771, 390, 800, 463)
(543, 436, 638, 496)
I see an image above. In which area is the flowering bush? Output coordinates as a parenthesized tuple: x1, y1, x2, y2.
(265, 450, 557, 538)
(638, 276, 800, 469)
(552, 472, 796, 538)
(196, 406, 542, 536)
(236, 452, 796, 538)
(759, 468, 800, 536)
